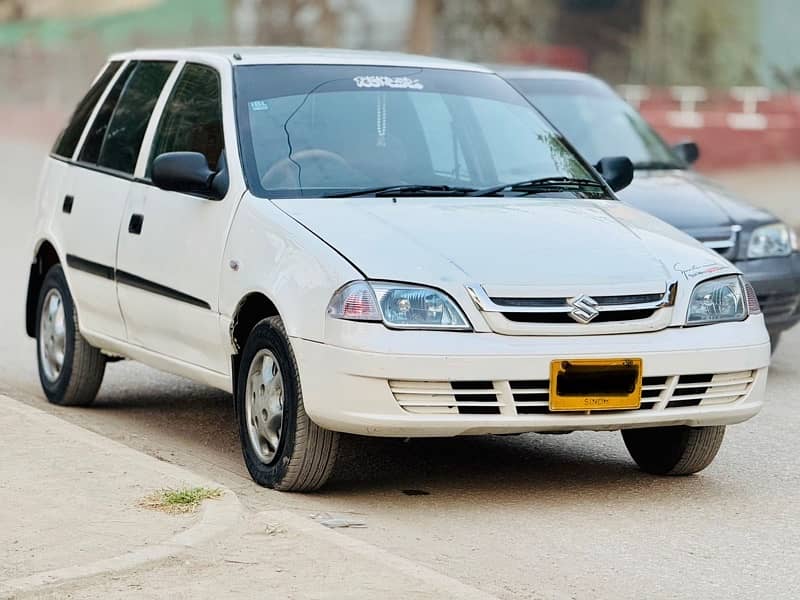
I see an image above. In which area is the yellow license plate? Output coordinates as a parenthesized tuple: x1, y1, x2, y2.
(549, 358, 642, 412)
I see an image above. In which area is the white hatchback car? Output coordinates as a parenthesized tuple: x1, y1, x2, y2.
(27, 48, 769, 491)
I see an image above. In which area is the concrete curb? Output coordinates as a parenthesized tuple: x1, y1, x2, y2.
(0, 395, 243, 598)
(260, 510, 503, 600)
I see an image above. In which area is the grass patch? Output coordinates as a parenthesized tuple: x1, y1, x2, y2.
(139, 486, 222, 515)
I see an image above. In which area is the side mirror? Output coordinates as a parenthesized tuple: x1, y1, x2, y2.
(152, 151, 224, 199)
(672, 141, 700, 165)
(595, 156, 634, 192)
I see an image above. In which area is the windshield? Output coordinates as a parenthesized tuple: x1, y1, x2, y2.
(234, 65, 602, 198)
(509, 77, 683, 169)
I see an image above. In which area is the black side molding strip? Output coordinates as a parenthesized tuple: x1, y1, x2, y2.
(116, 270, 211, 309)
(66, 254, 115, 280)
(65, 254, 210, 310)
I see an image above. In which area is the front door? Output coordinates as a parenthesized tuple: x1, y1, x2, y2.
(116, 63, 233, 374)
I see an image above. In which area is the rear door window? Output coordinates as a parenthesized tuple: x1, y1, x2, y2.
(52, 61, 122, 159)
(148, 63, 224, 174)
(79, 60, 175, 175)
(79, 61, 137, 166)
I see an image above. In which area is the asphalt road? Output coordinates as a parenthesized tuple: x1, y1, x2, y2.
(1, 140, 798, 599)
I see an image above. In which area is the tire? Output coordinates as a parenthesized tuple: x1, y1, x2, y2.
(36, 264, 106, 406)
(622, 425, 725, 476)
(236, 316, 339, 491)
(768, 330, 781, 354)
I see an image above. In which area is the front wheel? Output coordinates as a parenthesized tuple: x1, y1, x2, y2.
(236, 316, 339, 492)
(622, 425, 725, 475)
(36, 264, 106, 406)
(768, 330, 781, 354)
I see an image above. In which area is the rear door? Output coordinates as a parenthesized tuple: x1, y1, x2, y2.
(116, 62, 234, 373)
(57, 60, 175, 339)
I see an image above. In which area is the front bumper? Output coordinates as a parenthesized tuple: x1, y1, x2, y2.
(292, 317, 770, 437)
(735, 253, 800, 332)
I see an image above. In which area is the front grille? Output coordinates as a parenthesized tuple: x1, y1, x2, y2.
(696, 226, 739, 260)
(467, 283, 675, 334)
(491, 293, 665, 308)
(502, 309, 657, 324)
(758, 292, 800, 320)
(391, 371, 756, 416)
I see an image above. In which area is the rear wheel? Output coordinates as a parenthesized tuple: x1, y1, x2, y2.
(36, 265, 106, 406)
(236, 316, 339, 491)
(622, 425, 725, 475)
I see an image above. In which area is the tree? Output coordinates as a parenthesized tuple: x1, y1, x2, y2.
(632, 0, 759, 86)
(433, 0, 557, 61)
(407, 0, 438, 54)
(0, 0, 25, 22)
(229, 0, 363, 47)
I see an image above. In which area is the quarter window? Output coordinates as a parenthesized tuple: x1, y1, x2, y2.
(149, 63, 224, 174)
(52, 61, 122, 159)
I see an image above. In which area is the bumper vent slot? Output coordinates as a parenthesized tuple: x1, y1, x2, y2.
(666, 371, 754, 408)
(390, 380, 501, 415)
(509, 379, 549, 414)
(451, 381, 501, 415)
(391, 371, 756, 416)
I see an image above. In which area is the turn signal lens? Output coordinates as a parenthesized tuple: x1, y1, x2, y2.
(743, 280, 762, 315)
(327, 281, 381, 321)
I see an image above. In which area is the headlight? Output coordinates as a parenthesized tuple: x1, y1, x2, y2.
(686, 275, 748, 325)
(327, 281, 471, 330)
(747, 223, 793, 258)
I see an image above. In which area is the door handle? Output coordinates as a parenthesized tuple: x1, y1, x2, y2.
(128, 213, 144, 235)
(62, 195, 74, 214)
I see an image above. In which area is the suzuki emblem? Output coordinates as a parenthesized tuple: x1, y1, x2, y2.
(567, 295, 600, 324)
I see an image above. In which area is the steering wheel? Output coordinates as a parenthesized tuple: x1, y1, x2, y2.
(261, 149, 360, 190)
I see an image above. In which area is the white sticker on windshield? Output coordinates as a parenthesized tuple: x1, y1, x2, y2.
(249, 100, 270, 111)
(353, 75, 424, 90)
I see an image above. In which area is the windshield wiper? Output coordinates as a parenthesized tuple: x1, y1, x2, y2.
(326, 184, 477, 198)
(633, 161, 683, 171)
(469, 177, 606, 197)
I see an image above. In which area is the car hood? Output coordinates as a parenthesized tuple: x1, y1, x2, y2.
(273, 196, 735, 303)
(618, 169, 776, 236)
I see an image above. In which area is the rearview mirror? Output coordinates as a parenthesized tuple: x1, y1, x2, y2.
(595, 156, 634, 192)
(672, 141, 700, 165)
(152, 151, 224, 199)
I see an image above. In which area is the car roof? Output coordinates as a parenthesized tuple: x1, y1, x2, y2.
(494, 65, 621, 97)
(493, 65, 605, 83)
(109, 46, 491, 72)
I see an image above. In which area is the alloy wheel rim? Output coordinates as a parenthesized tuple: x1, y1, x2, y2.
(245, 349, 285, 464)
(39, 289, 66, 382)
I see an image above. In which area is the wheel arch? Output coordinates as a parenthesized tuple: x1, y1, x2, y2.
(230, 291, 282, 396)
(25, 239, 61, 338)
